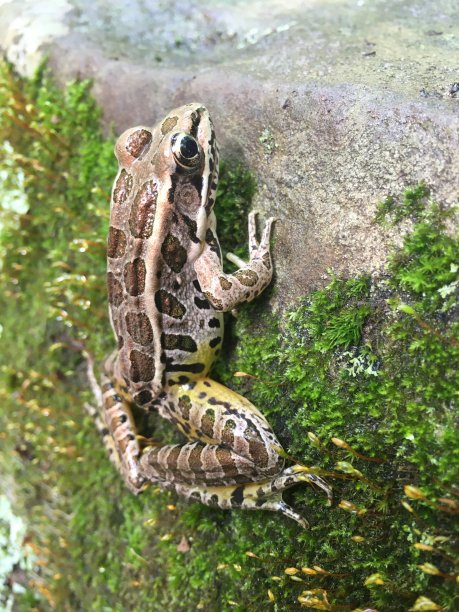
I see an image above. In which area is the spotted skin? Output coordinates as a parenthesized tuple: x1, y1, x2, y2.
(89, 103, 331, 527)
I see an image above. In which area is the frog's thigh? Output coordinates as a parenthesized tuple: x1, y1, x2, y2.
(140, 378, 283, 486)
(100, 373, 145, 492)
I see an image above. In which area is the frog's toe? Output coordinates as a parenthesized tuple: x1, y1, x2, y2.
(226, 251, 248, 268)
(265, 499, 310, 529)
(259, 216, 276, 250)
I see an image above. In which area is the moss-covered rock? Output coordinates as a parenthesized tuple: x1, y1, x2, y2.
(0, 64, 457, 611)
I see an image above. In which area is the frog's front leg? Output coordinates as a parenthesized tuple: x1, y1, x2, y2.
(194, 212, 275, 311)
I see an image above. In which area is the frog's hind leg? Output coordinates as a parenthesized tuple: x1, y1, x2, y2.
(140, 377, 284, 487)
(156, 465, 331, 528)
(84, 399, 121, 473)
(85, 351, 146, 492)
(139, 377, 331, 526)
(84, 351, 121, 472)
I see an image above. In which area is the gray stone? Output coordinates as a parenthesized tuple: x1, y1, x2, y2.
(1, 0, 458, 305)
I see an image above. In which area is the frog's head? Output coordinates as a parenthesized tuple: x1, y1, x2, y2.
(154, 103, 219, 244)
(113, 103, 219, 256)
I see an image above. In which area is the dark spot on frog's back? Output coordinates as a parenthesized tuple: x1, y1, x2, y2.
(161, 333, 197, 352)
(194, 296, 210, 309)
(129, 180, 157, 238)
(125, 312, 154, 345)
(107, 227, 127, 258)
(129, 349, 155, 382)
(107, 272, 123, 307)
(125, 129, 152, 158)
(166, 362, 205, 374)
(161, 116, 178, 135)
(205, 229, 220, 257)
(181, 214, 200, 244)
(113, 169, 133, 205)
(161, 233, 187, 272)
(124, 258, 146, 296)
(155, 290, 186, 319)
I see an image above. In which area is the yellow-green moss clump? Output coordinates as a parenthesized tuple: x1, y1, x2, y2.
(0, 64, 457, 611)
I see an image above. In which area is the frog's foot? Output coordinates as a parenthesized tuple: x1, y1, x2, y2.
(162, 465, 331, 529)
(226, 212, 275, 265)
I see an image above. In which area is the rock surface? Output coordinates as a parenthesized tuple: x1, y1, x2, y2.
(1, 0, 458, 306)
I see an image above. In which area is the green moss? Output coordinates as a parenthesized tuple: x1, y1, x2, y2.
(0, 63, 457, 611)
(375, 182, 430, 226)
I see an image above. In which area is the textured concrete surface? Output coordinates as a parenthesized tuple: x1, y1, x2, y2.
(0, 0, 458, 306)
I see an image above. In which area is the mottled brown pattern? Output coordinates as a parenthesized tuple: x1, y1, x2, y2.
(125, 312, 154, 345)
(248, 438, 270, 468)
(219, 276, 232, 290)
(161, 116, 178, 135)
(129, 180, 157, 238)
(178, 395, 191, 420)
(107, 227, 127, 258)
(234, 269, 259, 287)
(97, 105, 309, 524)
(155, 290, 186, 319)
(126, 129, 152, 158)
(204, 291, 223, 310)
(113, 169, 133, 205)
(164, 445, 181, 470)
(221, 419, 236, 447)
(161, 233, 187, 272)
(161, 333, 197, 352)
(215, 448, 238, 478)
(129, 349, 155, 382)
(107, 272, 123, 307)
(124, 258, 146, 296)
(200, 408, 216, 439)
(187, 444, 204, 474)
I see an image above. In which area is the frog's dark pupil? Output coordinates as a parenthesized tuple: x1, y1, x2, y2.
(180, 136, 198, 159)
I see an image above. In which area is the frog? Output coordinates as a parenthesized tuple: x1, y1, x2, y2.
(87, 103, 331, 527)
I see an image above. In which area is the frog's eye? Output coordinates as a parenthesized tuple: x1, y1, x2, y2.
(171, 132, 201, 169)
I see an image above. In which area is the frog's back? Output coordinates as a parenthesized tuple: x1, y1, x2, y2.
(106, 104, 222, 406)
